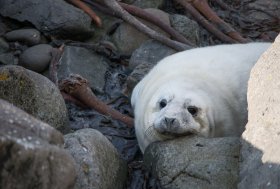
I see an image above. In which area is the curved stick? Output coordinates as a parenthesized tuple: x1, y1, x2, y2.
(190, 0, 250, 43)
(67, 0, 102, 27)
(102, 0, 191, 51)
(119, 2, 195, 46)
(175, 0, 237, 43)
(85, 0, 194, 46)
(59, 74, 134, 127)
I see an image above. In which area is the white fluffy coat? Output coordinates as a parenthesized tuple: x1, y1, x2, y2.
(131, 43, 271, 152)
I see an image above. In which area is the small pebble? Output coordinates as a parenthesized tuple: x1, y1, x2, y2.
(19, 44, 53, 72)
(4, 28, 41, 46)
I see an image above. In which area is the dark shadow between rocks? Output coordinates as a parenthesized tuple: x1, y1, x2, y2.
(238, 138, 280, 189)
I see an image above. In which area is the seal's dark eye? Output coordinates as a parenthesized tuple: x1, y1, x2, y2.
(188, 106, 198, 116)
(159, 99, 167, 109)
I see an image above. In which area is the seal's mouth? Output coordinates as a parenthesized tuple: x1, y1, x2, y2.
(157, 131, 194, 137)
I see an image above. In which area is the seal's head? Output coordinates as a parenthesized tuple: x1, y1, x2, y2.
(152, 84, 210, 137)
(132, 78, 215, 152)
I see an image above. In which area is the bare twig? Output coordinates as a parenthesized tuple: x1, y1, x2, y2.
(83, 0, 113, 15)
(85, 0, 194, 46)
(102, 0, 191, 51)
(119, 2, 195, 46)
(67, 0, 102, 27)
(175, 0, 238, 43)
(49, 45, 89, 107)
(190, 0, 250, 43)
(49, 45, 64, 86)
(59, 74, 134, 127)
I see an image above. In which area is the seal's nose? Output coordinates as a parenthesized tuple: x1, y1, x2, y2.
(164, 117, 176, 127)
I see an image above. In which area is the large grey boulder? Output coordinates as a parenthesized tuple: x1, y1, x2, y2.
(0, 65, 68, 131)
(58, 46, 109, 93)
(0, 0, 93, 39)
(111, 8, 170, 55)
(0, 99, 76, 189)
(144, 136, 240, 189)
(238, 36, 280, 188)
(64, 128, 127, 189)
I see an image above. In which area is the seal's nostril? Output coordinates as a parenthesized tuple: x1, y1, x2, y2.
(164, 117, 175, 126)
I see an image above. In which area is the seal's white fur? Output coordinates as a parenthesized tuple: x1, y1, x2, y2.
(131, 43, 270, 152)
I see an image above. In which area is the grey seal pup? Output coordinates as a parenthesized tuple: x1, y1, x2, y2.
(131, 43, 271, 152)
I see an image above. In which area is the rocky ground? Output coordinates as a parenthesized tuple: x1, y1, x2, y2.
(0, 0, 279, 188)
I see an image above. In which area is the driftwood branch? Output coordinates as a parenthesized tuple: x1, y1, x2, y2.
(102, 0, 191, 51)
(190, 0, 250, 43)
(85, 0, 194, 46)
(175, 0, 237, 43)
(61, 91, 88, 108)
(49, 45, 89, 107)
(119, 2, 195, 46)
(70, 0, 249, 44)
(67, 0, 102, 27)
(59, 74, 134, 127)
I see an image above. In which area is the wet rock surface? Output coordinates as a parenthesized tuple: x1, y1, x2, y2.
(169, 14, 200, 46)
(239, 34, 280, 189)
(129, 39, 175, 70)
(0, 37, 17, 65)
(112, 8, 170, 55)
(144, 136, 240, 189)
(0, 37, 9, 53)
(0, 0, 93, 39)
(0, 18, 7, 36)
(64, 128, 127, 189)
(125, 40, 176, 96)
(125, 62, 154, 96)
(4, 29, 41, 46)
(124, 40, 176, 95)
(19, 44, 53, 73)
(58, 46, 109, 93)
(0, 99, 76, 189)
(0, 52, 17, 65)
(131, 0, 165, 9)
(0, 65, 68, 131)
